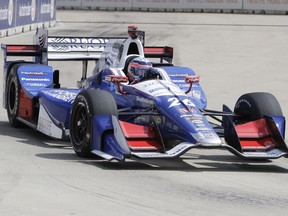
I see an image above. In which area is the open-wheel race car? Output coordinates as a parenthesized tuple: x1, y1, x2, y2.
(2, 26, 288, 161)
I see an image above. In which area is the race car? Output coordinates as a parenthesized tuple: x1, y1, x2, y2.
(2, 26, 288, 161)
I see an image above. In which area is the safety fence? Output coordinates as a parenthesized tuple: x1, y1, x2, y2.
(57, 0, 288, 14)
(0, 0, 56, 37)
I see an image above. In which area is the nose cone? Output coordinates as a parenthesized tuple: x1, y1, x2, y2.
(192, 132, 222, 147)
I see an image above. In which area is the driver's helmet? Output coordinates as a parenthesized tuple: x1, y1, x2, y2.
(127, 56, 152, 82)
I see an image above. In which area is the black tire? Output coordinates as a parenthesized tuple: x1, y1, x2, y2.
(69, 89, 118, 157)
(234, 92, 282, 123)
(6, 65, 24, 127)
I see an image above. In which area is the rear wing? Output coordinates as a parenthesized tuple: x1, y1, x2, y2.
(2, 27, 174, 77)
(1, 28, 119, 65)
(144, 46, 173, 64)
(2, 27, 173, 62)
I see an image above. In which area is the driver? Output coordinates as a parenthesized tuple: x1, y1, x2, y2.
(127, 56, 152, 83)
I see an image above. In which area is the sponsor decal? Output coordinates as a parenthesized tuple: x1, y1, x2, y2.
(184, 116, 196, 121)
(48, 37, 107, 45)
(105, 75, 128, 83)
(184, 114, 202, 120)
(235, 99, 251, 108)
(0, 0, 13, 26)
(141, 80, 158, 88)
(21, 71, 47, 76)
(180, 114, 193, 118)
(180, 108, 189, 113)
(149, 86, 166, 93)
(172, 80, 185, 83)
(173, 125, 179, 131)
(37, 105, 62, 138)
(192, 90, 201, 100)
(38, 115, 52, 134)
(135, 80, 186, 97)
(48, 37, 107, 52)
(196, 127, 212, 131)
(202, 132, 214, 138)
(21, 77, 50, 82)
(136, 96, 154, 105)
(170, 74, 189, 77)
(195, 123, 206, 128)
(180, 114, 202, 120)
(41, 89, 78, 103)
(178, 83, 190, 87)
(39, 0, 55, 18)
(25, 83, 46, 87)
(264, 140, 275, 148)
(165, 121, 179, 131)
(192, 119, 203, 124)
(18, 0, 36, 21)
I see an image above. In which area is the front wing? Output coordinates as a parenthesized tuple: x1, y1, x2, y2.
(89, 112, 288, 161)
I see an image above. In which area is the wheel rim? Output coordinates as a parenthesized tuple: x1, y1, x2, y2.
(8, 78, 16, 113)
(72, 102, 88, 145)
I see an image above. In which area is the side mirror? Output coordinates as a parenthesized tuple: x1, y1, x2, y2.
(105, 75, 128, 94)
(184, 76, 200, 94)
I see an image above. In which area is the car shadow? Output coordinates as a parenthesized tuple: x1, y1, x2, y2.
(1, 121, 287, 173)
(0, 120, 73, 150)
(79, 155, 288, 173)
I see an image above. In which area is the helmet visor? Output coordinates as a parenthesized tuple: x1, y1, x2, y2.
(129, 63, 151, 79)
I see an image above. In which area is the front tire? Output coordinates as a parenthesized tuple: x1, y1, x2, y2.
(234, 92, 282, 124)
(69, 89, 117, 157)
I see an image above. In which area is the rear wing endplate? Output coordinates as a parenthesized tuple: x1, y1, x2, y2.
(1, 44, 45, 63)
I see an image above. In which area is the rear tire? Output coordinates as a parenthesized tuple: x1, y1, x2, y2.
(69, 89, 117, 157)
(6, 65, 24, 127)
(234, 92, 282, 124)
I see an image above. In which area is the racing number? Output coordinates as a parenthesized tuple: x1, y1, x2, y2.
(168, 98, 195, 108)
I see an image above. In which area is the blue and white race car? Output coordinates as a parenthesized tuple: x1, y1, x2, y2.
(2, 26, 288, 161)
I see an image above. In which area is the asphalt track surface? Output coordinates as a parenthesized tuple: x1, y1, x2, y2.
(1, 10, 288, 216)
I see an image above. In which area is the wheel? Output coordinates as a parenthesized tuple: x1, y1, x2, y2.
(69, 89, 118, 157)
(6, 65, 24, 127)
(234, 92, 282, 124)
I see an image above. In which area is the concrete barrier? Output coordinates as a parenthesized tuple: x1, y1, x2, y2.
(56, 0, 288, 14)
(0, 0, 56, 37)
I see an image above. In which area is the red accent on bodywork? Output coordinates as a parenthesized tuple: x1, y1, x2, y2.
(105, 75, 128, 83)
(119, 121, 162, 150)
(184, 75, 200, 94)
(144, 47, 165, 54)
(127, 140, 162, 151)
(7, 45, 37, 52)
(6, 45, 40, 55)
(239, 137, 276, 150)
(235, 119, 276, 150)
(128, 26, 138, 39)
(105, 75, 128, 94)
(119, 121, 156, 138)
(18, 88, 33, 121)
(235, 119, 271, 138)
(144, 47, 169, 55)
(144, 47, 173, 63)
